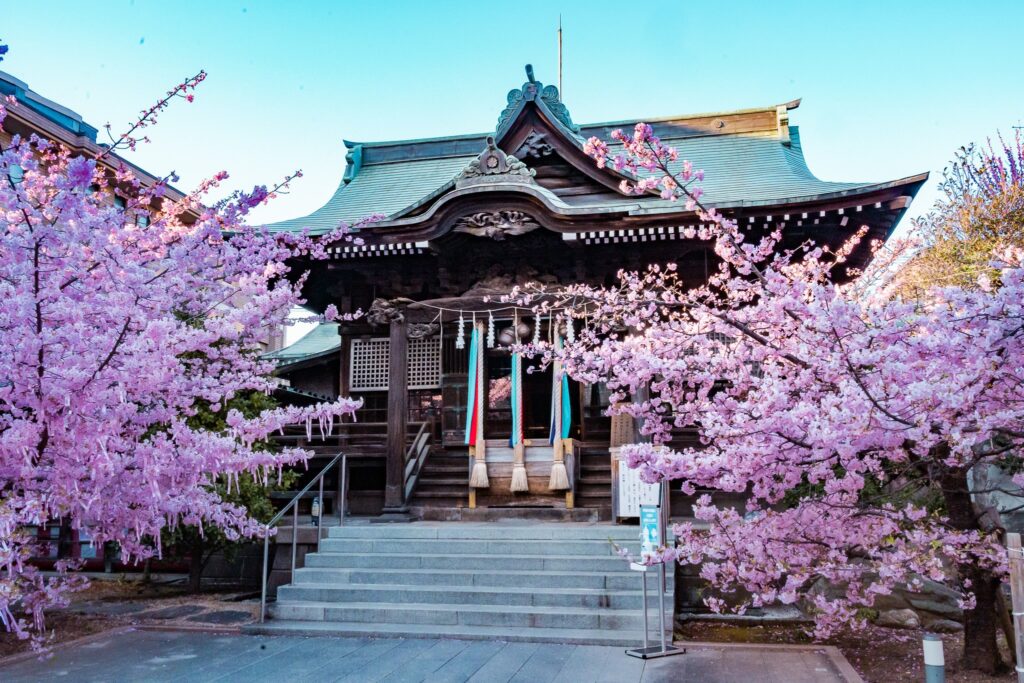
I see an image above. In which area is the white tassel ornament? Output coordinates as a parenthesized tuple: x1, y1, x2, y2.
(455, 313, 465, 349)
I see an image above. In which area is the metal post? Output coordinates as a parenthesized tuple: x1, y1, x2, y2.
(291, 503, 298, 576)
(922, 633, 945, 683)
(259, 534, 269, 623)
(660, 479, 670, 593)
(317, 474, 325, 552)
(641, 568, 649, 650)
(339, 454, 347, 526)
(658, 561, 667, 652)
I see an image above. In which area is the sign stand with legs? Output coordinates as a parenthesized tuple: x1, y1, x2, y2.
(626, 482, 685, 660)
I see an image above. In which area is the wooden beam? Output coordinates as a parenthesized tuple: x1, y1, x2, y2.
(383, 317, 409, 511)
(887, 195, 912, 210)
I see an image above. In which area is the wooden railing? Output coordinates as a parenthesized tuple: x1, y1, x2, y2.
(570, 439, 583, 508)
(403, 419, 433, 501)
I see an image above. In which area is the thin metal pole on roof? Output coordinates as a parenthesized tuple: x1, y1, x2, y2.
(558, 15, 563, 101)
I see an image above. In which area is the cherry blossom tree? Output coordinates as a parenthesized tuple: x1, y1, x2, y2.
(0, 76, 363, 644)
(523, 124, 1023, 673)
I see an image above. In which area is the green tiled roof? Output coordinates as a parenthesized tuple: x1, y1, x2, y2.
(634, 128, 866, 210)
(264, 100, 909, 234)
(265, 322, 339, 366)
(267, 157, 473, 233)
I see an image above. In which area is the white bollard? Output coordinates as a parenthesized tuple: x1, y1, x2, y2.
(922, 633, 945, 683)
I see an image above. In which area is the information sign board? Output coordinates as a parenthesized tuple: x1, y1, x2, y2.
(639, 505, 660, 560)
(614, 449, 660, 518)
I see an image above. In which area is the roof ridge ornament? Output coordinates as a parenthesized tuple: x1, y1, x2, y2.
(456, 135, 536, 188)
(496, 64, 578, 136)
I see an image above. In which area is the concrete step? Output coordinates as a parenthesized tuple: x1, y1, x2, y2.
(304, 552, 635, 572)
(270, 601, 666, 630)
(291, 567, 671, 590)
(316, 539, 632, 556)
(245, 619, 669, 647)
(277, 583, 670, 609)
(325, 523, 639, 541)
(455, 507, 600, 522)
(267, 521, 672, 645)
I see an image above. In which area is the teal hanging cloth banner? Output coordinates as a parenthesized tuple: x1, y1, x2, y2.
(549, 332, 571, 490)
(560, 371, 571, 440)
(510, 351, 528, 492)
(509, 353, 521, 447)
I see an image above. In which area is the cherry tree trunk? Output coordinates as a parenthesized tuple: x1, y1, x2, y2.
(942, 467, 1005, 674)
(188, 539, 205, 594)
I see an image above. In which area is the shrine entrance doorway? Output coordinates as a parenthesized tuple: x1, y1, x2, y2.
(484, 349, 554, 442)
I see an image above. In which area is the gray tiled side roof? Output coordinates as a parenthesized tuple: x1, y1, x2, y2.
(265, 322, 339, 365)
(0, 70, 99, 141)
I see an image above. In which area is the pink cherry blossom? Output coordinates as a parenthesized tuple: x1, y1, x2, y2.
(0, 80, 365, 646)
(520, 122, 1024, 671)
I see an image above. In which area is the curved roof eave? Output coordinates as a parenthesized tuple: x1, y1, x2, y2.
(628, 172, 930, 217)
(352, 181, 639, 239)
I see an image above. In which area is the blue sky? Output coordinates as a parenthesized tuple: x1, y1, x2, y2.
(3, 0, 1022, 231)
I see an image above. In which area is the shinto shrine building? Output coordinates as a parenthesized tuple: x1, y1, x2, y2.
(267, 66, 926, 522)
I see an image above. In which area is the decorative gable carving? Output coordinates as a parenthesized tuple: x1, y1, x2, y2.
(455, 136, 535, 189)
(453, 210, 540, 240)
(514, 132, 554, 159)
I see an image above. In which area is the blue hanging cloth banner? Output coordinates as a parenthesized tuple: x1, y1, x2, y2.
(550, 336, 572, 444)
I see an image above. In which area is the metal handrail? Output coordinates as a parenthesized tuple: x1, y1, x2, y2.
(259, 450, 347, 623)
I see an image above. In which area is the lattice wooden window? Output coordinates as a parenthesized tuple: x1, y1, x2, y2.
(407, 338, 441, 390)
(350, 337, 440, 392)
(350, 338, 390, 391)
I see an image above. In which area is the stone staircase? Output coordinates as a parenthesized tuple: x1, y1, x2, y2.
(250, 522, 672, 646)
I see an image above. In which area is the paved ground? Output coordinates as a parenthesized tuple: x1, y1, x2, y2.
(0, 629, 862, 682)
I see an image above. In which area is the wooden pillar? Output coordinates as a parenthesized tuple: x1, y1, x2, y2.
(383, 317, 408, 512)
(335, 327, 350, 517)
(337, 331, 350, 398)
